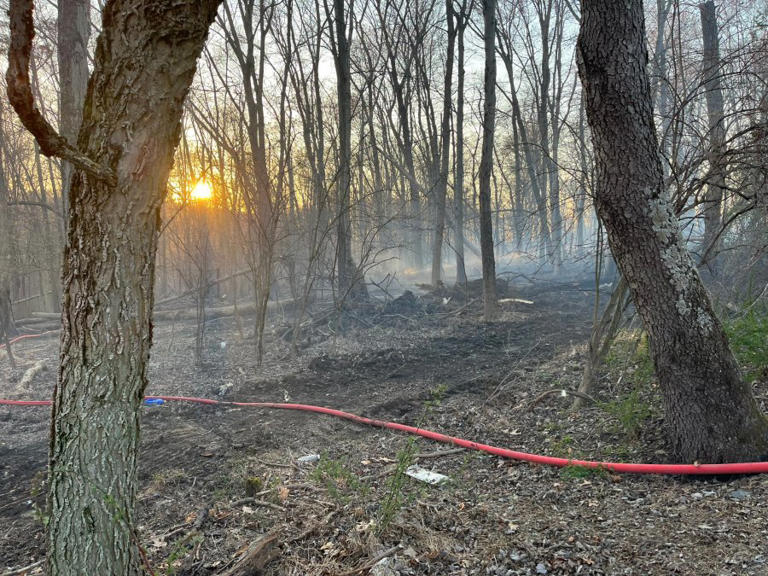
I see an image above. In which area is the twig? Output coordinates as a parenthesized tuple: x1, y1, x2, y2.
(527, 389, 597, 412)
(257, 458, 296, 470)
(288, 510, 338, 544)
(360, 464, 397, 482)
(336, 546, 401, 576)
(161, 503, 210, 541)
(414, 448, 465, 460)
(437, 298, 478, 317)
(228, 497, 286, 512)
(484, 339, 542, 405)
(218, 531, 281, 576)
(1, 559, 44, 576)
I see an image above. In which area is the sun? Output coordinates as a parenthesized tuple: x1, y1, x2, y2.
(190, 179, 213, 202)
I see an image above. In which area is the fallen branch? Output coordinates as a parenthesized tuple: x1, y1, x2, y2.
(336, 545, 401, 576)
(228, 497, 285, 512)
(1, 559, 45, 576)
(498, 298, 534, 305)
(154, 268, 252, 307)
(287, 510, 338, 544)
(437, 297, 478, 318)
(218, 531, 281, 576)
(18, 360, 46, 389)
(161, 503, 209, 541)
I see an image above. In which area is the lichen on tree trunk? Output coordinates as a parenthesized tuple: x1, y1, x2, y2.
(576, 0, 768, 463)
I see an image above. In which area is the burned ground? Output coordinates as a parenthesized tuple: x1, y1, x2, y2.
(1, 280, 767, 575)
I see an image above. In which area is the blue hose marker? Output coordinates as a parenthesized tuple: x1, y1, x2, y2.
(144, 398, 165, 406)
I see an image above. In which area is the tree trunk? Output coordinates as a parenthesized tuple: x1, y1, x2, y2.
(57, 0, 90, 231)
(654, 0, 671, 178)
(575, 93, 588, 253)
(430, 0, 456, 288)
(699, 0, 726, 265)
(577, 0, 768, 463)
(479, 0, 498, 321)
(454, 6, 468, 286)
(0, 108, 17, 366)
(33, 143, 61, 312)
(332, 0, 367, 304)
(7, 0, 222, 573)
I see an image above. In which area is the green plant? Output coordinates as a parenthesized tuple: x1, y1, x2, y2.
(599, 388, 652, 438)
(164, 533, 203, 576)
(425, 384, 447, 410)
(604, 330, 654, 385)
(724, 311, 768, 382)
(376, 437, 416, 535)
(244, 475, 263, 497)
(310, 456, 368, 503)
(375, 384, 448, 535)
(550, 434, 578, 458)
(559, 464, 609, 480)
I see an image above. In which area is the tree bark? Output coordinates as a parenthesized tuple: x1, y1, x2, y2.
(479, 0, 498, 321)
(577, 0, 768, 463)
(7, 0, 221, 573)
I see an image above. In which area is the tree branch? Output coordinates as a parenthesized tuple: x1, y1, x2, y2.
(5, 0, 116, 186)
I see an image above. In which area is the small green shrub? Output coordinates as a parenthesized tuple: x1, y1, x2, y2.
(605, 331, 654, 385)
(724, 312, 768, 382)
(310, 456, 367, 503)
(598, 388, 652, 438)
(559, 464, 608, 480)
(376, 438, 416, 535)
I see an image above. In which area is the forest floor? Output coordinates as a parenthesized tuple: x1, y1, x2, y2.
(2, 276, 768, 576)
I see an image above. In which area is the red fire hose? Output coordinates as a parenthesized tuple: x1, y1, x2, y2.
(0, 330, 59, 349)
(3, 394, 768, 475)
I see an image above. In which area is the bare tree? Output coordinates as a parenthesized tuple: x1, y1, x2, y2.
(479, 0, 498, 320)
(698, 0, 726, 265)
(430, 0, 457, 287)
(0, 102, 17, 369)
(453, 0, 471, 285)
(328, 0, 368, 304)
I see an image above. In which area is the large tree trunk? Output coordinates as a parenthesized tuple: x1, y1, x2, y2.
(479, 0, 498, 321)
(7, 0, 221, 573)
(699, 0, 726, 264)
(577, 0, 768, 463)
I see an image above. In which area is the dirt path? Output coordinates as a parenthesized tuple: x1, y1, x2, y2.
(2, 282, 767, 575)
